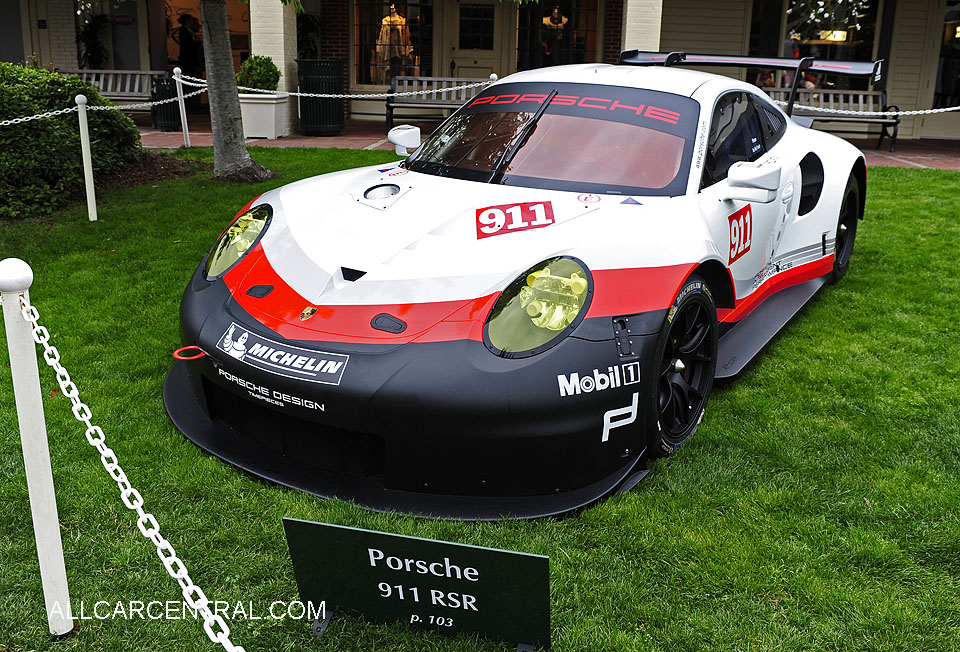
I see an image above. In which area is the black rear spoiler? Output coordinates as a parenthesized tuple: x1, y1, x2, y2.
(618, 51, 884, 116)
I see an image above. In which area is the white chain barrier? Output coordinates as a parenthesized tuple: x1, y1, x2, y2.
(14, 294, 245, 652)
(177, 73, 960, 116)
(0, 106, 80, 127)
(89, 86, 208, 112)
(4, 74, 958, 124)
(774, 100, 960, 116)
(177, 73, 495, 100)
(0, 88, 207, 126)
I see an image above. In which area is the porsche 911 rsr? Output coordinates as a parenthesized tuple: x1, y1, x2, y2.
(164, 53, 869, 519)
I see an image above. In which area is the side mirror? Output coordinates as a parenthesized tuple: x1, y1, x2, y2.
(387, 125, 421, 156)
(723, 160, 781, 203)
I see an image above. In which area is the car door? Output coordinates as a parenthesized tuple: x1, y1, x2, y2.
(698, 91, 785, 300)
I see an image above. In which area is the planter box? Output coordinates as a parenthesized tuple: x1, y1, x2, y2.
(239, 93, 287, 139)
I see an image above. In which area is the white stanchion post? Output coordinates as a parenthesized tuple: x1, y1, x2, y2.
(173, 67, 191, 148)
(0, 258, 74, 638)
(74, 95, 97, 222)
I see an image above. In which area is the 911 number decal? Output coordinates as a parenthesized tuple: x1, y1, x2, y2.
(476, 202, 555, 239)
(728, 204, 753, 264)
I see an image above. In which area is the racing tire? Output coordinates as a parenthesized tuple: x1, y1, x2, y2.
(832, 173, 860, 283)
(648, 275, 718, 458)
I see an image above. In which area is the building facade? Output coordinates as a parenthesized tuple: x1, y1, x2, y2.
(2, 0, 957, 139)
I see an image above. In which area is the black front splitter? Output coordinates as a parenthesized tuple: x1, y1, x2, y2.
(164, 361, 646, 520)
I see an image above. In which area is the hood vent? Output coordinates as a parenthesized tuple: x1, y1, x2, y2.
(245, 284, 274, 298)
(341, 267, 367, 282)
(371, 313, 407, 333)
(364, 184, 401, 199)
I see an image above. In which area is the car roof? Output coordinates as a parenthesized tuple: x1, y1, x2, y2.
(496, 64, 724, 98)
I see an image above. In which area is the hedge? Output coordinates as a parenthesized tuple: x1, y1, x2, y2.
(0, 63, 142, 219)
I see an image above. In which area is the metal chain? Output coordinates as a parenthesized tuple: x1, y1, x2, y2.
(15, 294, 245, 652)
(178, 73, 493, 100)
(0, 106, 79, 127)
(0, 87, 207, 125)
(88, 87, 208, 112)
(5, 76, 954, 125)
(774, 99, 960, 116)
(180, 74, 960, 112)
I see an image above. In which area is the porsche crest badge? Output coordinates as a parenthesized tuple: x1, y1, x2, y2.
(300, 307, 319, 321)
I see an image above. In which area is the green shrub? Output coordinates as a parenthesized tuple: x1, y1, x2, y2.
(237, 55, 281, 92)
(0, 62, 141, 219)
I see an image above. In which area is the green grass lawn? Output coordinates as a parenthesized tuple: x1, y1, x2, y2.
(1, 150, 959, 652)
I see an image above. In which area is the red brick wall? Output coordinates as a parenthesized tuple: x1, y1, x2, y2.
(602, 0, 623, 64)
(320, 0, 350, 116)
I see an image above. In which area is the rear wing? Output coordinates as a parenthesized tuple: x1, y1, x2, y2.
(618, 51, 884, 116)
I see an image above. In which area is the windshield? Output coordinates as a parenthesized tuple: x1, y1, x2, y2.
(406, 82, 699, 196)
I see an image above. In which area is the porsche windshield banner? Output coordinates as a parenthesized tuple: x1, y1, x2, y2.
(218, 322, 349, 385)
(462, 81, 699, 139)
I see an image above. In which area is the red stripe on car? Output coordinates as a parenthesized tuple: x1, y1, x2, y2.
(718, 256, 834, 324)
(224, 250, 832, 343)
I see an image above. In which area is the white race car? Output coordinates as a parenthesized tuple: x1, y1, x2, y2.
(165, 52, 875, 519)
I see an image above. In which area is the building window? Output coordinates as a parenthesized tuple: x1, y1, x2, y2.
(459, 4, 495, 50)
(934, 0, 960, 108)
(516, 0, 599, 72)
(354, 0, 433, 85)
(165, 0, 250, 73)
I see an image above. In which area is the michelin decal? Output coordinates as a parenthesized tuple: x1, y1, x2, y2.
(220, 323, 349, 385)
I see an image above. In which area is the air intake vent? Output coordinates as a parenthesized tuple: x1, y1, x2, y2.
(245, 285, 274, 298)
(371, 313, 406, 333)
(341, 267, 366, 282)
(798, 152, 825, 216)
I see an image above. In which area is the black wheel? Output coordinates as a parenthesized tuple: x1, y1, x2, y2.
(833, 174, 860, 283)
(648, 276, 718, 458)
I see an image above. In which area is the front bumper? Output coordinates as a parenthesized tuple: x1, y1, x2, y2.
(164, 272, 663, 519)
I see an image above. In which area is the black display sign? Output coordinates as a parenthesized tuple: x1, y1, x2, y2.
(283, 518, 550, 649)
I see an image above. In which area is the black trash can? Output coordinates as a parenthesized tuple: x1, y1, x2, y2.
(151, 77, 180, 132)
(297, 59, 345, 136)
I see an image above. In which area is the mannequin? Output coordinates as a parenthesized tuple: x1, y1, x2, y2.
(374, 4, 414, 83)
(542, 6, 569, 66)
(542, 5, 569, 31)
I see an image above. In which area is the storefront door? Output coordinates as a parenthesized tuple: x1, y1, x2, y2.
(440, 0, 511, 78)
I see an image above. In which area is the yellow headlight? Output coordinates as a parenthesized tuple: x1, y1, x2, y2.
(486, 257, 592, 357)
(205, 204, 271, 279)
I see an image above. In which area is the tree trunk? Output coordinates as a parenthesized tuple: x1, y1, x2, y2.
(200, 0, 277, 182)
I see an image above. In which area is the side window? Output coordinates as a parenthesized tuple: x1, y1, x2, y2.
(702, 92, 764, 188)
(755, 94, 787, 150)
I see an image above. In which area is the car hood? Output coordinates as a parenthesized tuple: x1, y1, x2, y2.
(258, 164, 682, 303)
(229, 164, 700, 342)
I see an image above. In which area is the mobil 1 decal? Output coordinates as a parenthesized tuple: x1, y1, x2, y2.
(476, 201, 555, 239)
(728, 204, 753, 265)
(219, 322, 348, 385)
(463, 81, 698, 138)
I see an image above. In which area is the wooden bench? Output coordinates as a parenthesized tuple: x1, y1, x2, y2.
(59, 69, 167, 105)
(763, 87, 900, 152)
(386, 76, 486, 130)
